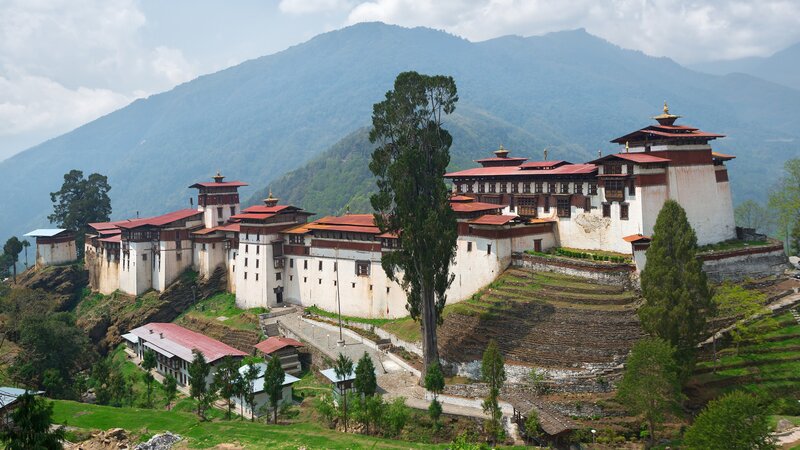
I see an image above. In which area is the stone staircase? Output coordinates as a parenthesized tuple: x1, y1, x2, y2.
(791, 308, 800, 325)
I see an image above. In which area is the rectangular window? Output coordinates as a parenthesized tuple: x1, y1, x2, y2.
(628, 179, 636, 195)
(334, 262, 338, 272)
(620, 203, 629, 220)
(589, 183, 598, 195)
(318, 261, 323, 271)
(602, 203, 611, 218)
(217, 207, 223, 219)
(142, 253, 147, 261)
(304, 260, 308, 270)
(605, 180, 625, 201)
(290, 259, 294, 268)
(627, 164, 634, 174)
(535, 182, 543, 194)
(523, 183, 531, 194)
(467, 241, 472, 252)
(478, 183, 485, 194)
(557, 198, 571, 218)
(318, 279, 322, 285)
(584, 197, 591, 211)
(256, 259, 259, 269)
(467, 183, 474, 193)
(487, 244, 492, 255)
(230, 206, 236, 216)
(488, 183, 496, 193)
(499, 182, 507, 193)
(256, 245, 260, 255)
(548, 183, 556, 194)
(245, 244, 248, 254)
(560, 183, 570, 194)
(356, 261, 370, 276)
(544, 196, 550, 213)
(176, 252, 182, 261)
(303, 277, 307, 283)
(202, 243, 206, 251)
(255, 273, 259, 281)
(574, 182, 583, 194)
(604, 164, 622, 175)
(517, 196, 538, 218)
(244, 272, 248, 280)
(511, 182, 518, 194)
(276, 272, 281, 281)
(244, 257, 248, 267)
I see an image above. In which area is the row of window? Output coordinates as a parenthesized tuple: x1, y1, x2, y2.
(601, 203, 630, 220)
(458, 181, 599, 195)
(242, 258, 372, 276)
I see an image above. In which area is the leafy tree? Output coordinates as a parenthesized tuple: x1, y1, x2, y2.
(354, 352, 377, 397)
(617, 337, 682, 448)
(683, 391, 775, 450)
(213, 356, 242, 419)
(3, 237, 23, 283)
(21, 239, 30, 269)
(242, 362, 261, 421)
(10, 312, 93, 397)
(768, 158, 800, 253)
(713, 283, 776, 357)
(383, 396, 410, 437)
(188, 350, 212, 419)
(0, 253, 12, 279)
(333, 353, 354, 431)
(791, 212, 800, 256)
(424, 360, 445, 429)
(639, 200, 714, 376)
(163, 374, 178, 410)
(48, 169, 112, 256)
(141, 350, 157, 407)
(368, 71, 459, 377)
(41, 369, 67, 399)
(523, 409, 542, 443)
(734, 200, 773, 234)
(0, 393, 65, 450)
(263, 355, 286, 424)
(481, 339, 506, 444)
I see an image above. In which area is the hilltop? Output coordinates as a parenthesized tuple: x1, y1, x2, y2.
(2, 23, 800, 238)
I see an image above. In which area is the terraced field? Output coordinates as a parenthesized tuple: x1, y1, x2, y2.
(436, 268, 643, 368)
(687, 312, 800, 409)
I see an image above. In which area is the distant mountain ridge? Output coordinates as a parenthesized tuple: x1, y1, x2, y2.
(691, 42, 800, 91)
(2, 23, 799, 243)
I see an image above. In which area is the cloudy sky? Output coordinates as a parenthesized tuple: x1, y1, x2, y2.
(2, 0, 799, 161)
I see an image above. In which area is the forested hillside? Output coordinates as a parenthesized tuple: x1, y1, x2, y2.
(2, 22, 798, 241)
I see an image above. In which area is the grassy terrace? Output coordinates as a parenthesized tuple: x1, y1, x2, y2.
(688, 312, 800, 407)
(52, 400, 449, 449)
(175, 292, 267, 332)
(697, 238, 772, 253)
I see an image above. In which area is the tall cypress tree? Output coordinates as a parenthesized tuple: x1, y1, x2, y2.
(369, 71, 459, 378)
(639, 200, 714, 376)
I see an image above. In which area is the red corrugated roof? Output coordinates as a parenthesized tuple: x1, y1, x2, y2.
(450, 201, 505, 213)
(469, 214, 517, 225)
(130, 323, 247, 363)
(117, 209, 202, 229)
(474, 156, 528, 163)
(230, 212, 275, 221)
(315, 214, 375, 227)
(445, 163, 597, 178)
(611, 124, 724, 144)
(217, 223, 241, 233)
(623, 234, 652, 243)
(283, 224, 311, 235)
(99, 234, 122, 243)
(241, 205, 292, 214)
(712, 151, 736, 161)
(89, 220, 133, 231)
(449, 195, 475, 202)
(520, 160, 569, 169)
(254, 337, 304, 355)
(189, 181, 248, 188)
(306, 223, 382, 234)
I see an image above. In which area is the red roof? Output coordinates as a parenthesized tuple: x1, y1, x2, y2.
(315, 214, 375, 227)
(189, 181, 248, 189)
(231, 212, 275, 221)
(254, 337, 304, 355)
(712, 151, 736, 161)
(469, 214, 517, 225)
(520, 160, 569, 169)
(130, 323, 247, 363)
(449, 201, 505, 213)
(623, 234, 652, 243)
(449, 195, 475, 202)
(445, 163, 597, 178)
(217, 223, 241, 233)
(301, 214, 382, 235)
(99, 234, 122, 243)
(241, 205, 292, 214)
(590, 153, 671, 164)
(611, 123, 724, 144)
(117, 209, 202, 229)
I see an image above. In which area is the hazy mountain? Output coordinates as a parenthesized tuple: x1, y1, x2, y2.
(2, 23, 799, 244)
(691, 42, 800, 91)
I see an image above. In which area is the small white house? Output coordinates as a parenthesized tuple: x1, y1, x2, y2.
(320, 367, 356, 401)
(23, 229, 77, 268)
(234, 362, 299, 417)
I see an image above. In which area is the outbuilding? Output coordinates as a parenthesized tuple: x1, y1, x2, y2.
(254, 336, 304, 376)
(23, 229, 77, 268)
(234, 362, 299, 417)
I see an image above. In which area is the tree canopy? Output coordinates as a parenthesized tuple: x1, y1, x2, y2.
(368, 71, 459, 376)
(0, 393, 65, 450)
(354, 352, 377, 397)
(683, 391, 775, 450)
(768, 158, 800, 254)
(639, 199, 714, 375)
(617, 337, 683, 448)
(481, 339, 506, 444)
(188, 350, 212, 419)
(48, 169, 112, 256)
(263, 356, 285, 424)
(3, 237, 23, 282)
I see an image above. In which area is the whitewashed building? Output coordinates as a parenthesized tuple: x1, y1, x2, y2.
(23, 229, 77, 268)
(233, 363, 299, 417)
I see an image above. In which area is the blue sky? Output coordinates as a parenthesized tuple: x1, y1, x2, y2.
(1, 0, 799, 161)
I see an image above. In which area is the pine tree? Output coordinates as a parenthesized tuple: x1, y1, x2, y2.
(163, 374, 177, 410)
(481, 339, 506, 445)
(3, 237, 22, 283)
(617, 337, 683, 448)
(639, 200, 714, 376)
(263, 355, 285, 424)
(0, 393, 65, 450)
(424, 360, 445, 430)
(48, 169, 112, 257)
(354, 352, 377, 397)
(333, 353, 354, 431)
(242, 362, 260, 421)
(141, 350, 157, 407)
(188, 350, 211, 419)
(213, 356, 242, 419)
(368, 71, 459, 379)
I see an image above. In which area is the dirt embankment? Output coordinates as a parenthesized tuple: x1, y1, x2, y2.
(176, 315, 260, 353)
(15, 264, 88, 310)
(77, 267, 227, 354)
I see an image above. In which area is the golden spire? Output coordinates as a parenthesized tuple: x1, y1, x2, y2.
(493, 144, 509, 158)
(212, 170, 224, 183)
(264, 187, 278, 206)
(598, 150, 602, 157)
(663, 101, 669, 115)
(625, 141, 629, 153)
(653, 100, 681, 125)
(543, 148, 548, 161)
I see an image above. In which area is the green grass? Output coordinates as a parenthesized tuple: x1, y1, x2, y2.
(305, 305, 394, 326)
(698, 239, 771, 253)
(176, 292, 267, 332)
(52, 400, 449, 449)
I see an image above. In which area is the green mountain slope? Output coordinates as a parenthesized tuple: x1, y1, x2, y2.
(691, 42, 800, 91)
(1, 23, 798, 243)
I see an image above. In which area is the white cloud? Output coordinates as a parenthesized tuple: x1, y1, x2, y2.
(0, 0, 197, 158)
(344, 0, 800, 63)
(279, 0, 354, 15)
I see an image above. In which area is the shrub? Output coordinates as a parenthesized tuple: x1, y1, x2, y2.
(383, 397, 409, 437)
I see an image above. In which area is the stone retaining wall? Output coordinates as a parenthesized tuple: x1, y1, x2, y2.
(700, 242, 790, 283)
(511, 253, 638, 289)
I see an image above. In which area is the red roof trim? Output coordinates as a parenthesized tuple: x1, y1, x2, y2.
(254, 337, 304, 354)
(117, 209, 202, 229)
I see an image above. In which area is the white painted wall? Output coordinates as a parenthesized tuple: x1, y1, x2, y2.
(35, 240, 76, 267)
(667, 164, 736, 245)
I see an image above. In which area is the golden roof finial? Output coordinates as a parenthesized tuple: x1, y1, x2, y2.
(663, 101, 669, 115)
(625, 141, 629, 153)
(543, 148, 548, 161)
(212, 170, 224, 183)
